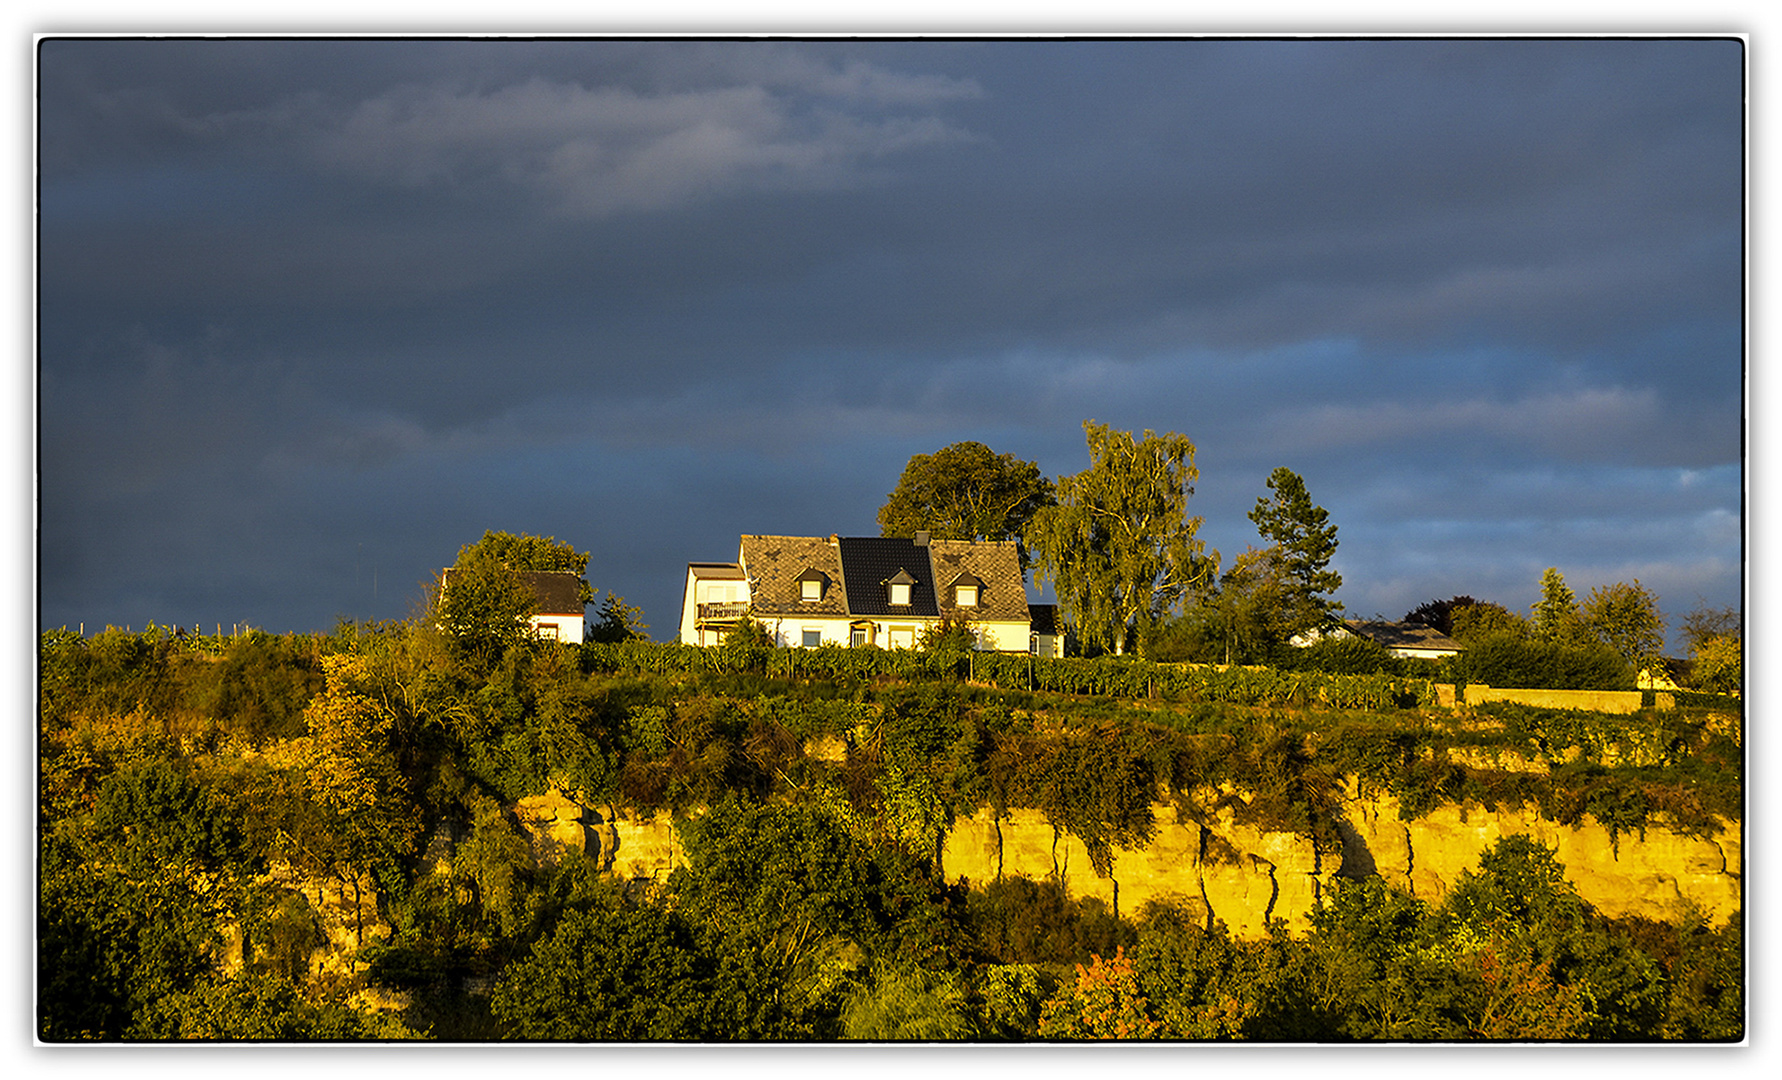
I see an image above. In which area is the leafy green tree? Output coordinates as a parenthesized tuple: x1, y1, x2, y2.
(1247, 467, 1342, 634)
(1300, 876, 1464, 1039)
(1679, 603, 1739, 654)
(1404, 596, 1477, 636)
(1690, 634, 1742, 695)
(1435, 836, 1666, 1040)
(435, 531, 592, 666)
(841, 961, 974, 1040)
(1028, 422, 1216, 655)
(587, 594, 649, 643)
(40, 791, 238, 1040)
(1450, 601, 1528, 644)
(1579, 580, 1667, 674)
(456, 792, 536, 939)
(133, 972, 425, 1040)
(1199, 546, 1296, 665)
(879, 441, 1056, 570)
(280, 655, 422, 948)
(1130, 903, 1269, 1039)
(1677, 604, 1740, 695)
(1530, 568, 1582, 643)
(668, 798, 950, 1038)
(490, 885, 714, 1040)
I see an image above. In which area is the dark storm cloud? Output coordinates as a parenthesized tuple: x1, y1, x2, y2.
(37, 37, 1743, 646)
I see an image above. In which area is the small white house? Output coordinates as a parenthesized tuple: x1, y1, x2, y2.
(679, 532, 1039, 652)
(440, 567, 588, 644)
(1291, 618, 1463, 661)
(521, 571, 588, 644)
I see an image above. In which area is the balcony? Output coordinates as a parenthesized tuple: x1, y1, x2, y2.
(696, 601, 751, 622)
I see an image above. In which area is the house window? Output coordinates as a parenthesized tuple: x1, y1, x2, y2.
(536, 623, 559, 641)
(955, 584, 978, 607)
(851, 625, 870, 647)
(802, 629, 822, 648)
(889, 581, 911, 606)
(888, 626, 915, 650)
(801, 579, 822, 601)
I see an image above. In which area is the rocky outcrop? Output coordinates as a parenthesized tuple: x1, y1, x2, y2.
(502, 785, 1740, 940)
(941, 790, 1739, 938)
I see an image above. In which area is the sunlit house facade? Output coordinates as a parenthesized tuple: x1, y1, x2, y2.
(679, 532, 1036, 652)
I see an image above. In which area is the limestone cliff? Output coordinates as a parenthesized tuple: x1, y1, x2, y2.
(937, 789, 1739, 938)
(512, 786, 1740, 940)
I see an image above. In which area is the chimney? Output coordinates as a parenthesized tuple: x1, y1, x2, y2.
(913, 530, 930, 546)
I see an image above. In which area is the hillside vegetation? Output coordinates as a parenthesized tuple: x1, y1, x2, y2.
(39, 621, 1742, 1042)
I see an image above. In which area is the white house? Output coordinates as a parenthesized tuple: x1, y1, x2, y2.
(1291, 618, 1464, 661)
(440, 567, 588, 644)
(521, 571, 588, 644)
(679, 532, 1037, 652)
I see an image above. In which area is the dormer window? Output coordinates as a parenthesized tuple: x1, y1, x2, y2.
(885, 568, 916, 607)
(795, 567, 827, 603)
(948, 572, 985, 608)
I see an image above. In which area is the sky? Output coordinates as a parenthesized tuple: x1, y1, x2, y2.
(35, 34, 1746, 651)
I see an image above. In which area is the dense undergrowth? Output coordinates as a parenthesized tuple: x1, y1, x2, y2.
(38, 622, 1742, 1042)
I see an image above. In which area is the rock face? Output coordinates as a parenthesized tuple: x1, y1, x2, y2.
(941, 790, 1740, 938)
(507, 786, 1740, 939)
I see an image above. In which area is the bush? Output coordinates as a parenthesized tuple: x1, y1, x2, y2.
(1282, 635, 1394, 676)
(1453, 632, 1631, 690)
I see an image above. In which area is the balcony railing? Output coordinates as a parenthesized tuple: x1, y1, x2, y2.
(696, 602, 751, 621)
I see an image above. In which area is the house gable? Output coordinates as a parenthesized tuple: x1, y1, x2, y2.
(1335, 619, 1464, 659)
(739, 535, 850, 617)
(928, 538, 1029, 624)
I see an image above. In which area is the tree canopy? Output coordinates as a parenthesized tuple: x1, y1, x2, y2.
(1246, 467, 1343, 635)
(434, 531, 592, 664)
(1028, 422, 1215, 655)
(878, 441, 1055, 569)
(1531, 568, 1582, 643)
(1580, 580, 1667, 674)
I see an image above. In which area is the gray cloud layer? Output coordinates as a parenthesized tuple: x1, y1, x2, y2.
(38, 38, 1743, 648)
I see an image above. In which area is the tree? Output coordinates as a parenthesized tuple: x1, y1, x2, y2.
(841, 962, 974, 1040)
(1530, 568, 1581, 643)
(1247, 467, 1342, 635)
(1449, 601, 1528, 645)
(435, 531, 592, 665)
(1679, 603, 1739, 654)
(490, 888, 714, 1040)
(1027, 422, 1216, 655)
(1679, 603, 1740, 695)
(282, 655, 422, 948)
(1036, 947, 1161, 1039)
(879, 441, 1055, 571)
(1404, 596, 1478, 637)
(1197, 546, 1296, 666)
(1579, 580, 1667, 674)
(1691, 634, 1742, 695)
(587, 594, 650, 643)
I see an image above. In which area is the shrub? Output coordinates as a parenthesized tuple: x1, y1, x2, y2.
(1454, 632, 1631, 690)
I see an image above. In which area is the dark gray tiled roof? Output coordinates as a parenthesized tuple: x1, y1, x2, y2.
(836, 536, 940, 617)
(739, 535, 850, 617)
(523, 571, 586, 616)
(929, 538, 1029, 623)
(1344, 619, 1463, 652)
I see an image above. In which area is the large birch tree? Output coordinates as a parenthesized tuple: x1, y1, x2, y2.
(1028, 422, 1216, 655)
